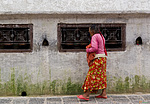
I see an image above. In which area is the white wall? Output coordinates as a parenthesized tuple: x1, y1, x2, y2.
(0, 0, 150, 95)
(0, 14, 150, 83)
(0, 0, 150, 14)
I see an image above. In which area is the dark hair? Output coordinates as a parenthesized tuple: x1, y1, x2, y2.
(89, 25, 99, 34)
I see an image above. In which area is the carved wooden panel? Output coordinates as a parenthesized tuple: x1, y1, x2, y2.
(58, 23, 126, 52)
(0, 24, 33, 52)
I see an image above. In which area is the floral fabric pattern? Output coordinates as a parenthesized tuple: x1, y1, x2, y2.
(82, 57, 107, 93)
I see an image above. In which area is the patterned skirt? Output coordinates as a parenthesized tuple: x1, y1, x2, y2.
(82, 57, 107, 93)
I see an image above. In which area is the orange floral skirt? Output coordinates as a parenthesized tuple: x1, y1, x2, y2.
(82, 57, 107, 93)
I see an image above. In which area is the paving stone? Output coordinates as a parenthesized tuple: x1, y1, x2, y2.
(47, 102, 63, 104)
(13, 98, 28, 104)
(79, 96, 96, 104)
(138, 101, 150, 104)
(96, 96, 112, 103)
(111, 95, 130, 103)
(97, 101, 113, 104)
(127, 95, 143, 101)
(127, 103, 133, 104)
(132, 100, 145, 104)
(1, 94, 150, 104)
(142, 95, 150, 101)
(0, 98, 12, 104)
(47, 97, 62, 104)
(112, 98, 130, 102)
(80, 102, 96, 104)
(142, 100, 150, 103)
(87, 96, 96, 103)
(29, 98, 45, 104)
(111, 95, 127, 99)
(63, 97, 79, 104)
(95, 98, 106, 103)
(112, 102, 133, 104)
(64, 103, 80, 104)
(98, 102, 113, 104)
(97, 100, 113, 104)
(79, 101, 89, 104)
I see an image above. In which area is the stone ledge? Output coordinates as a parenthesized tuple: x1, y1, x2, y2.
(0, 10, 150, 15)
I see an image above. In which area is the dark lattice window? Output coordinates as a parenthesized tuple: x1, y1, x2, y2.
(0, 24, 33, 52)
(57, 23, 126, 52)
(100, 24, 126, 51)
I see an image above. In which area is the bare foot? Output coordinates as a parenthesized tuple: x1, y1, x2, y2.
(100, 94, 107, 97)
(82, 94, 90, 99)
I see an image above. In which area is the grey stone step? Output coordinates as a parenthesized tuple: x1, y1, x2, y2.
(0, 94, 149, 104)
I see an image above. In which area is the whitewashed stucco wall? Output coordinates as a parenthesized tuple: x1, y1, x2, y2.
(0, 14, 150, 95)
(0, 0, 150, 14)
(0, 0, 150, 95)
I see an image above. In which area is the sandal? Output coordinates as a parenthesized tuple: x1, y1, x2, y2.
(95, 95, 107, 99)
(77, 95, 89, 101)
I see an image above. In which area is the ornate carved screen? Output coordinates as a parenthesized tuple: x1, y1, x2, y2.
(100, 24, 126, 51)
(0, 24, 33, 52)
(58, 23, 126, 52)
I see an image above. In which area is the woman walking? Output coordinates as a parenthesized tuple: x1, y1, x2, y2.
(77, 25, 107, 101)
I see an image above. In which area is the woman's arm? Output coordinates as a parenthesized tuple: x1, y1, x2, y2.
(86, 35, 98, 53)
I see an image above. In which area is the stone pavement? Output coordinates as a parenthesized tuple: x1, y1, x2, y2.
(0, 94, 150, 104)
